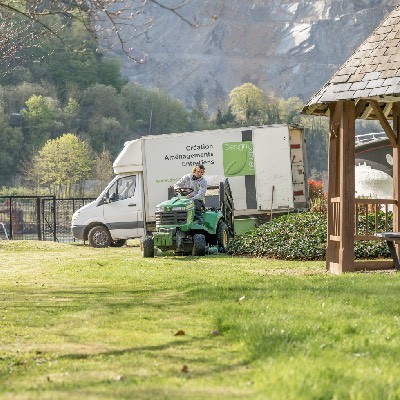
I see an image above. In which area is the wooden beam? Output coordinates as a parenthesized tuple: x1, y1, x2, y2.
(392, 102, 400, 259)
(369, 100, 397, 147)
(329, 103, 341, 139)
(384, 103, 393, 118)
(304, 104, 318, 115)
(353, 260, 394, 271)
(355, 99, 368, 119)
(339, 100, 355, 272)
(361, 104, 373, 119)
(326, 102, 341, 272)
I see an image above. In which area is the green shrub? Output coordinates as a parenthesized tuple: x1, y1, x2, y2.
(228, 212, 391, 260)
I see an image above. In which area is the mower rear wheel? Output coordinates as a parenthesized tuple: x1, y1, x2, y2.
(217, 222, 230, 253)
(140, 236, 154, 258)
(192, 234, 206, 256)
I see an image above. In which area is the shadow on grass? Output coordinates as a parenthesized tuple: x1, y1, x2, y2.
(55, 335, 250, 380)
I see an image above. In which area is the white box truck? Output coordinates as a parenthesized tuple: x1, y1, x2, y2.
(71, 124, 308, 247)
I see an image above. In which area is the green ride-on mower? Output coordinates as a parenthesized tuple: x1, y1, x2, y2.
(140, 179, 235, 257)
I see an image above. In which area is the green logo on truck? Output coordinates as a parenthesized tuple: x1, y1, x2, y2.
(222, 142, 255, 176)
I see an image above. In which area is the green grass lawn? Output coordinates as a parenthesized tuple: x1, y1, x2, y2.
(0, 240, 399, 399)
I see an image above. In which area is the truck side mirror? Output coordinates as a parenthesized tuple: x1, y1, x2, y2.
(103, 192, 110, 204)
(109, 192, 117, 202)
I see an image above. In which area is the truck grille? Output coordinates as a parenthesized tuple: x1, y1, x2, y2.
(156, 210, 188, 225)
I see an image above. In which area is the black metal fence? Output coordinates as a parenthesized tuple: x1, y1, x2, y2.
(0, 196, 95, 242)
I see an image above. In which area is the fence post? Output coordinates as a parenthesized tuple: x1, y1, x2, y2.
(52, 196, 57, 242)
(36, 197, 42, 240)
(8, 197, 13, 240)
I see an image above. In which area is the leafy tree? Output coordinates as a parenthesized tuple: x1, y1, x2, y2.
(32, 133, 92, 197)
(264, 92, 281, 124)
(0, 82, 58, 116)
(99, 58, 129, 92)
(0, 107, 24, 186)
(146, 89, 189, 135)
(120, 83, 151, 133)
(188, 100, 214, 131)
(79, 84, 125, 126)
(299, 115, 329, 178)
(93, 149, 114, 194)
(279, 96, 303, 124)
(121, 85, 189, 136)
(63, 98, 80, 133)
(22, 23, 129, 100)
(215, 106, 236, 127)
(86, 116, 127, 157)
(21, 95, 64, 150)
(228, 83, 266, 125)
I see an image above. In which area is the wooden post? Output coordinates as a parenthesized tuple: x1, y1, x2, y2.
(327, 103, 341, 273)
(393, 102, 400, 258)
(338, 100, 355, 272)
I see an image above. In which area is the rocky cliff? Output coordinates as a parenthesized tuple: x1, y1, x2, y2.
(116, 0, 398, 112)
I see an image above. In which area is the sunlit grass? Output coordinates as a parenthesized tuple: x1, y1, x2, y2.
(0, 240, 399, 399)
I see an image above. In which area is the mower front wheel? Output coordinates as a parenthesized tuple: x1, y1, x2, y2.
(140, 236, 155, 258)
(192, 234, 206, 256)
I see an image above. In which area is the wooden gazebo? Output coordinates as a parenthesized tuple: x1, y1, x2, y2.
(302, 5, 400, 274)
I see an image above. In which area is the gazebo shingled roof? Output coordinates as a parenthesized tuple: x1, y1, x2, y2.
(303, 5, 400, 120)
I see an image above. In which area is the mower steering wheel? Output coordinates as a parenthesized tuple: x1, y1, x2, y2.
(174, 187, 194, 197)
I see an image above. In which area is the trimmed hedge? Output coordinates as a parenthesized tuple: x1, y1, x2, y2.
(228, 212, 391, 260)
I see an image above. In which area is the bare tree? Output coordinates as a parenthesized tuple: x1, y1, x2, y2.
(0, 0, 224, 70)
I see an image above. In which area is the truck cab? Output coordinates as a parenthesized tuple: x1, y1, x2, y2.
(71, 173, 145, 247)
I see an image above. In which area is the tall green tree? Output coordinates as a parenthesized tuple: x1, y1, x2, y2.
(63, 98, 80, 133)
(21, 94, 64, 150)
(145, 89, 189, 135)
(228, 83, 266, 125)
(0, 107, 24, 186)
(79, 84, 125, 125)
(1, 82, 58, 116)
(32, 133, 92, 197)
(188, 100, 215, 131)
(93, 149, 114, 194)
(299, 115, 329, 178)
(215, 107, 236, 128)
(87, 116, 127, 157)
(121, 84, 189, 136)
(278, 96, 304, 124)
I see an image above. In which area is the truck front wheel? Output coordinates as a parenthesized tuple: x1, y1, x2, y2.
(88, 226, 112, 248)
(140, 236, 155, 258)
(192, 234, 206, 256)
(217, 222, 230, 253)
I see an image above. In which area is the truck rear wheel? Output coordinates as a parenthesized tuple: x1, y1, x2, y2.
(88, 226, 112, 248)
(192, 234, 206, 256)
(140, 236, 154, 258)
(217, 222, 230, 253)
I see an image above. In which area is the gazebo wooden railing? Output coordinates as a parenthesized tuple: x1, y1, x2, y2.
(329, 197, 396, 271)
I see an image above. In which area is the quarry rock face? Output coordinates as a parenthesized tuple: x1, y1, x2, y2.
(116, 0, 397, 111)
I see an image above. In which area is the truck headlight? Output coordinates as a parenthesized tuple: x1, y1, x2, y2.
(71, 211, 80, 223)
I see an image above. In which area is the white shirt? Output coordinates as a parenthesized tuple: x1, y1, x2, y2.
(174, 173, 207, 201)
